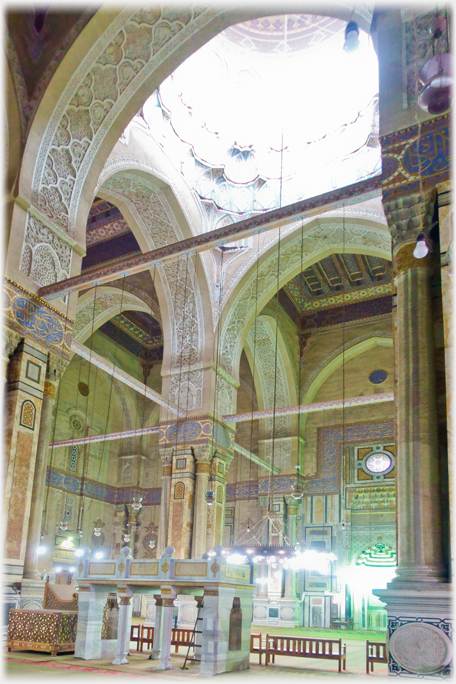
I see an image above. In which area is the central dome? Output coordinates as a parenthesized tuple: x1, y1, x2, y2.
(140, 14, 380, 227)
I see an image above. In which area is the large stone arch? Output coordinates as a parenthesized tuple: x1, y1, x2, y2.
(73, 285, 155, 343)
(97, 169, 210, 378)
(8, 5, 374, 307)
(301, 332, 394, 405)
(219, 217, 391, 382)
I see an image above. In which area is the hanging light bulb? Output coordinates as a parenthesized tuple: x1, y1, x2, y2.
(149, 540, 156, 549)
(344, 21, 360, 52)
(93, 527, 101, 537)
(413, 232, 431, 259)
(59, 520, 68, 531)
(131, 495, 143, 512)
(205, 491, 215, 506)
(123, 533, 131, 543)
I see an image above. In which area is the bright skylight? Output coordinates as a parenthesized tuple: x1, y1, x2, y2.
(140, 15, 380, 230)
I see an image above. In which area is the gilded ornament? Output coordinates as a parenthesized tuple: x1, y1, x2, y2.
(118, 560, 125, 574)
(211, 560, 220, 577)
(161, 560, 169, 574)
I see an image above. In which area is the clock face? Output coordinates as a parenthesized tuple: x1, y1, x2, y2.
(365, 452, 392, 473)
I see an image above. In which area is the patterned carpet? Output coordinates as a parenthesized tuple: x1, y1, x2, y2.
(5, 644, 388, 680)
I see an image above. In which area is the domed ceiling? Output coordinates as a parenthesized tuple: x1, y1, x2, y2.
(140, 14, 380, 230)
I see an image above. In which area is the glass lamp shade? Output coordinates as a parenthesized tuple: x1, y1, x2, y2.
(93, 527, 102, 537)
(291, 485, 304, 501)
(131, 496, 143, 512)
(205, 491, 215, 505)
(149, 540, 156, 549)
(123, 534, 131, 543)
(60, 522, 68, 531)
(418, 53, 452, 114)
(344, 21, 360, 52)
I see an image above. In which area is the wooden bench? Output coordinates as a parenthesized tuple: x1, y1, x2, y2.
(265, 635, 347, 672)
(171, 628, 194, 653)
(366, 641, 387, 673)
(250, 633, 266, 665)
(130, 625, 193, 654)
(131, 624, 142, 651)
(331, 617, 354, 630)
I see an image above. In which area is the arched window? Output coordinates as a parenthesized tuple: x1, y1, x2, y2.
(174, 482, 185, 499)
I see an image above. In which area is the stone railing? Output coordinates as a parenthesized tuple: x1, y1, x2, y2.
(75, 545, 252, 586)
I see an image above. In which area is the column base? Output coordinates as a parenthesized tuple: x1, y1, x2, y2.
(150, 650, 160, 659)
(112, 656, 129, 665)
(18, 579, 46, 610)
(373, 583, 452, 677)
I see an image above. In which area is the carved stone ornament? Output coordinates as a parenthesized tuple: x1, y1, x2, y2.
(389, 622, 452, 674)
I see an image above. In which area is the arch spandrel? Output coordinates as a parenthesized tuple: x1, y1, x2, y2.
(219, 217, 391, 383)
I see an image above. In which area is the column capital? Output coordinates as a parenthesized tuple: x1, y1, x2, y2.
(4, 326, 22, 358)
(47, 351, 70, 380)
(382, 189, 436, 252)
(285, 498, 299, 513)
(192, 445, 215, 463)
(159, 447, 174, 467)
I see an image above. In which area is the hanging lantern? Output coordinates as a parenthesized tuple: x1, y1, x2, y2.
(149, 540, 156, 549)
(418, 52, 452, 114)
(93, 527, 102, 537)
(123, 533, 131, 543)
(205, 491, 215, 506)
(344, 21, 360, 52)
(59, 520, 68, 531)
(291, 465, 304, 500)
(131, 495, 143, 512)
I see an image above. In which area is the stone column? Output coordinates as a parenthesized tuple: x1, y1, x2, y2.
(156, 449, 173, 557)
(151, 595, 163, 660)
(112, 592, 132, 665)
(23, 354, 66, 580)
(373, 192, 453, 677)
(156, 597, 175, 670)
(3, 338, 48, 582)
(284, 498, 298, 599)
(191, 446, 213, 559)
(385, 192, 445, 583)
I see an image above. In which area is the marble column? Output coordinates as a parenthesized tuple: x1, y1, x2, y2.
(151, 595, 163, 660)
(191, 446, 213, 559)
(75, 584, 109, 660)
(386, 193, 445, 583)
(23, 355, 66, 580)
(283, 499, 298, 599)
(156, 597, 175, 670)
(112, 593, 132, 665)
(156, 449, 173, 557)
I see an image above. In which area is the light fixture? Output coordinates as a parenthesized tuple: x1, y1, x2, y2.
(93, 527, 101, 537)
(205, 491, 215, 506)
(94, 552, 103, 559)
(123, 533, 131, 543)
(413, 232, 431, 259)
(344, 21, 360, 52)
(37, 546, 46, 555)
(149, 540, 156, 549)
(75, 549, 84, 557)
(291, 465, 304, 500)
(418, 52, 452, 114)
(69, 566, 75, 572)
(131, 495, 143, 512)
(55, 567, 62, 573)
